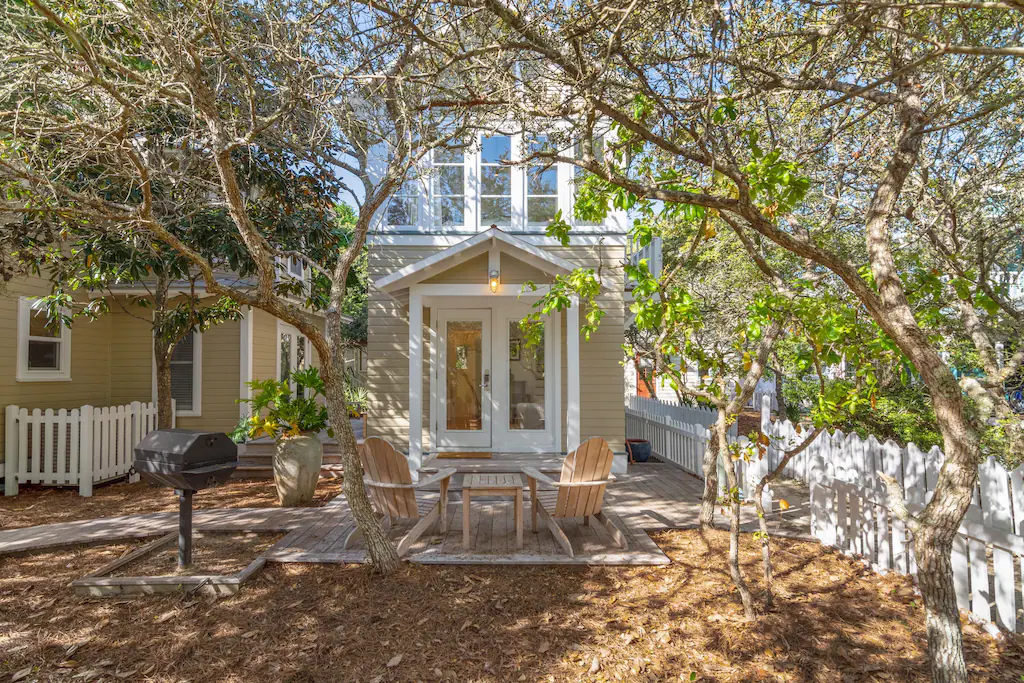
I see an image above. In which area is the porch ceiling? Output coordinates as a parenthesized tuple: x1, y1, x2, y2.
(373, 228, 594, 298)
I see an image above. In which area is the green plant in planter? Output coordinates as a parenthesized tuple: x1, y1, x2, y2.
(345, 383, 369, 418)
(238, 366, 333, 440)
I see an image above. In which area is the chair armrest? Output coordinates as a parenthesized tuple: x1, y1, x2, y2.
(549, 477, 617, 488)
(522, 467, 558, 488)
(522, 467, 616, 488)
(414, 467, 457, 489)
(363, 475, 412, 490)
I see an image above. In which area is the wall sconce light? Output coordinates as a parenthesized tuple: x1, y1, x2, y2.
(489, 269, 500, 293)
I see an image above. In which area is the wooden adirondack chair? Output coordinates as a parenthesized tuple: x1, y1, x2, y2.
(523, 437, 628, 558)
(343, 437, 456, 557)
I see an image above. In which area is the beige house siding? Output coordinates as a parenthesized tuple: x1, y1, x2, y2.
(175, 319, 241, 434)
(366, 241, 625, 453)
(108, 303, 155, 406)
(1, 276, 114, 465)
(252, 309, 278, 383)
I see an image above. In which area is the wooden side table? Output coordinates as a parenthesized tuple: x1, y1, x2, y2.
(461, 473, 524, 550)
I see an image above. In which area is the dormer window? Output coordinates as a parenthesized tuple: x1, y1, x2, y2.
(527, 136, 558, 226)
(387, 180, 419, 227)
(432, 145, 465, 228)
(480, 135, 512, 227)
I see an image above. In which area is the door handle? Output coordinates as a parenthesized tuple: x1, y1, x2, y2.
(481, 370, 490, 389)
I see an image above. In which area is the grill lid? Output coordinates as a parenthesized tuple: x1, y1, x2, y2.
(134, 429, 237, 469)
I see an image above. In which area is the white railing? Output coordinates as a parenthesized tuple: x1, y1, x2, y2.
(764, 403, 1024, 636)
(4, 401, 172, 497)
(624, 396, 770, 506)
(625, 235, 663, 286)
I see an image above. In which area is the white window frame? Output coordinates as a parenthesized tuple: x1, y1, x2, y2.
(525, 135, 559, 230)
(430, 145, 468, 231)
(386, 179, 421, 229)
(478, 133, 515, 229)
(153, 329, 203, 417)
(17, 297, 72, 382)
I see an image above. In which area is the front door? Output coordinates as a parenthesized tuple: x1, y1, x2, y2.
(436, 309, 491, 449)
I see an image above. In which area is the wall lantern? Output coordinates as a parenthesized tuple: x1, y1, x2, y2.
(489, 269, 500, 293)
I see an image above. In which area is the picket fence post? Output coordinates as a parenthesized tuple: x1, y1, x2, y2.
(4, 405, 18, 496)
(78, 405, 94, 497)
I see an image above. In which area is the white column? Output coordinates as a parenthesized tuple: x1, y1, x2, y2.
(566, 295, 581, 451)
(239, 306, 253, 420)
(408, 292, 424, 473)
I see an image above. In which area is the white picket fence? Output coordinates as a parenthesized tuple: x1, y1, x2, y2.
(764, 407, 1024, 635)
(4, 401, 172, 497)
(624, 396, 771, 507)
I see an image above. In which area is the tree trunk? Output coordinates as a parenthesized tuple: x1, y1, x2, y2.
(915, 524, 968, 682)
(699, 429, 719, 529)
(772, 364, 787, 419)
(716, 415, 756, 619)
(321, 364, 400, 573)
(154, 342, 174, 429)
(752, 484, 773, 610)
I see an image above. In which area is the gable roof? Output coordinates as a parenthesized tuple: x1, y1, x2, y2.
(373, 228, 591, 295)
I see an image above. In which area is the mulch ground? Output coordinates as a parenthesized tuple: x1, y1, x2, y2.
(110, 532, 284, 578)
(2, 529, 1022, 682)
(0, 479, 343, 530)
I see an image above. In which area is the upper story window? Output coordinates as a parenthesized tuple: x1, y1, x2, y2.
(573, 135, 604, 226)
(432, 145, 465, 228)
(480, 135, 512, 227)
(527, 136, 558, 226)
(387, 180, 419, 227)
(17, 297, 71, 382)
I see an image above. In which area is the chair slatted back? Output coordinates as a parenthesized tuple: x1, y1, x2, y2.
(358, 437, 418, 520)
(554, 437, 614, 518)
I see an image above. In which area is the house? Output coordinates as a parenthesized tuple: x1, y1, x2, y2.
(1, 266, 325, 493)
(367, 133, 630, 472)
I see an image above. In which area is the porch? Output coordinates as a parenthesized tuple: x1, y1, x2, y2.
(264, 463, 811, 566)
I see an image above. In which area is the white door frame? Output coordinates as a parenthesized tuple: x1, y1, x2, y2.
(424, 295, 561, 454)
(435, 308, 492, 450)
(276, 321, 310, 397)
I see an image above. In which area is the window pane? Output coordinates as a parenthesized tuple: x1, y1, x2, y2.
(433, 197, 465, 226)
(171, 332, 194, 362)
(27, 340, 59, 369)
(432, 166, 464, 196)
(481, 135, 511, 163)
(528, 197, 557, 223)
(509, 321, 545, 430)
(480, 197, 512, 225)
(280, 333, 292, 383)
(527, 166, 557, 194)
(170, 364, 194, 412)
(435, 146, 464, 164)
(480, 166, 510, 196)
(29, 310, 60, 338)
(386, 197, 417, 226)
(446, 321, 483, 431)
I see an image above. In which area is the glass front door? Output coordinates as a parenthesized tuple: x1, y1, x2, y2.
(437, 309, 491, 449)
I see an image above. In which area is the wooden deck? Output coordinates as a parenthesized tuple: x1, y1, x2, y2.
(266, 464, 716, 566)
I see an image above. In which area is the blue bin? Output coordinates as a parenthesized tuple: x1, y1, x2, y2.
(626, 439, 651, 463)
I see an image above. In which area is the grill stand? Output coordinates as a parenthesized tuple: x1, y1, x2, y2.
(176, 489, 193, 568)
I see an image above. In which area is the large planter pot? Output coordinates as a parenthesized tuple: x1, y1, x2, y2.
(626, 439, 652, 463)
(274, 432, 323, 506)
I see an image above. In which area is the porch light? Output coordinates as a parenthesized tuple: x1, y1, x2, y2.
(489, 269, 500, 293)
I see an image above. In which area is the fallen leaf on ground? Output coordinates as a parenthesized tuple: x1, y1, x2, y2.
(386, 654, 403, 668)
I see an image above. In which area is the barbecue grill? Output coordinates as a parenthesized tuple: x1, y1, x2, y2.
(133, 429, 239, 568)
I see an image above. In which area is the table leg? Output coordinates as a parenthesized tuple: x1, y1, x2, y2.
(529, 478, 537, 532)
(515, 489, 524, 549)
(463, 488, 472, 550)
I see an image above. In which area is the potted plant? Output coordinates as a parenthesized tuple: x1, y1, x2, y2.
(239, 367, 333, 506)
